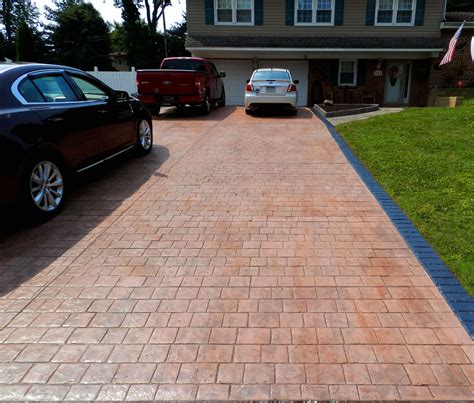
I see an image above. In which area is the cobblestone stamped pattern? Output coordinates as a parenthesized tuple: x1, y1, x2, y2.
(0, 108, 472, 400)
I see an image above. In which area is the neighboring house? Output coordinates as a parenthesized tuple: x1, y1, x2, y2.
(430, 12, 474, 89)
(185, 0, 446, 106)
(110, 52, 131, 72)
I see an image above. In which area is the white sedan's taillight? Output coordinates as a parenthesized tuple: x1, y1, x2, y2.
(287, 84, 297, 92)
(245, 83, 254, 92)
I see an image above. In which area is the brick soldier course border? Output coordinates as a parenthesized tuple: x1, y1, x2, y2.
(318, 112, 474, 338)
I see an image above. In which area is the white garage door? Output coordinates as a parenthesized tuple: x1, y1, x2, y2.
(259, 60, 309, 106)
(211, 60, 254, 106)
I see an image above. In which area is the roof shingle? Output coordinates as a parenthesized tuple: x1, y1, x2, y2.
(445, 11, 474, 22)
(186, 35, 444, 49)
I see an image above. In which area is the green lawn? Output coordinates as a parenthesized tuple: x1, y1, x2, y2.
(336, 99, 474, 295)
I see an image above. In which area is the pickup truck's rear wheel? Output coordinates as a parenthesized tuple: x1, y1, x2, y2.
(201, 91, 211, 115)
(217, 90, 226, 107)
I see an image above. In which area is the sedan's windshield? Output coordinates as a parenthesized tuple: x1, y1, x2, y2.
(253, 71, 290, 81)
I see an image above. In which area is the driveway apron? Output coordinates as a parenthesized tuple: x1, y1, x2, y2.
(0, 107, 472, 400)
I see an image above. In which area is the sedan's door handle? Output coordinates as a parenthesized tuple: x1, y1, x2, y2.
(98, 110, 108, 114)
(47, 117, 65, 123)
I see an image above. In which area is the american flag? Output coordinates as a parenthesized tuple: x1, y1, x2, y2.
(440, 22, 465, 66)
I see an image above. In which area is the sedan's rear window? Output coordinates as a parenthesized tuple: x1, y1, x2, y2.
(253, 71, 290, 81)
(31, 75, 78, 103)
(161, 59, 207, 72)
(18, 79, 45, 103)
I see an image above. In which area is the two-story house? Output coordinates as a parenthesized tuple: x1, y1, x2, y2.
(185, 0, 446, 107)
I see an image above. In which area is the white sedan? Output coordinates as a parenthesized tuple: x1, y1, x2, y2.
(244, 68, 299, 115)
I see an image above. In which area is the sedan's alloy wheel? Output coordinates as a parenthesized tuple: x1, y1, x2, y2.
(30, 161, 64, 212)
(139, 120, 152, 151)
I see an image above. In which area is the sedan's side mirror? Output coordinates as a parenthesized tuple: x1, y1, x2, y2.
(246, 79, 250, 84)
(293, 80, 300, 84)
(115, 90, 130, 100)
(219, 71, 226, 78)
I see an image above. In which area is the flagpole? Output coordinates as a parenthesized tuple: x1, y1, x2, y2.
(162, 0, 169, 58)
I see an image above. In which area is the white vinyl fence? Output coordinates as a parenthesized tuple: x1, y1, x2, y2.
(87, 68, 138, 95)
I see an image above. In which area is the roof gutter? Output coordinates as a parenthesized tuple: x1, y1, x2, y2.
(441, 21, 474, 29)
(187, 47, 443, 52)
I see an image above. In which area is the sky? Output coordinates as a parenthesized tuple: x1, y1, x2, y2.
(33, 0, 187, 30)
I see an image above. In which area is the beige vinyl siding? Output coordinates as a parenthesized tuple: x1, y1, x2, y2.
(188, 0, 444, 38)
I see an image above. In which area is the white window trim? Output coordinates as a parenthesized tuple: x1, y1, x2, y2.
(294, 0, 336, 26)
(215, 0, 254, 26)
(338, 59, 358, 86)
(375, 0, 417, 26)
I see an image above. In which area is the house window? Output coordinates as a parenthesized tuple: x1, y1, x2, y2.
(375, 0, 416, 25)
(295, 0, 335, 25)
(216, 0, 253, 24)
(338, 60, 357, 86)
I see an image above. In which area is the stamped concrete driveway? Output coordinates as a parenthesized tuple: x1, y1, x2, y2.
(0, 107, 472, 401)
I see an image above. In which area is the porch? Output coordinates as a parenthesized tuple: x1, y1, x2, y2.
(308, 58, 432, 107)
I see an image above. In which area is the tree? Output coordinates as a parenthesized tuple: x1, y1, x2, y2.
(111, 22, 157, 68)
(44, 0, 83, 23)
(0, 0, 15, 53)
(113, 0, 186, 67)
(0, 0, 40, 59)
(119, 0, 157, 67)
(141, 0, 172, 35)
(16, 20, 38, 61)
(0, 31, 4, 60)
(114, 0, 172, 35)
(49, 2, 112, 70)
(13, 0, 39, 27)
(166, 16, 189, 58)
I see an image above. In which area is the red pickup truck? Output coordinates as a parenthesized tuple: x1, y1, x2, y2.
(137, 57, 226, 115)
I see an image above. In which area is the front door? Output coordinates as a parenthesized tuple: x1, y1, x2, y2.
(384, 61, 412, 105)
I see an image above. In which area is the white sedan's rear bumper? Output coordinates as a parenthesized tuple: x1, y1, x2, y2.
(245, 93, 298, 110)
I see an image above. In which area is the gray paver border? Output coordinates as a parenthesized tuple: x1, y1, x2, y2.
(313, 103, 379, 118)
(315, 111, 474, 338)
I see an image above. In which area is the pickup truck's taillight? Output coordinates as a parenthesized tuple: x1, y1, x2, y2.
(195, 76, 203, 94)
(287, 84, 297, 93)
(245, 84, 254, 92)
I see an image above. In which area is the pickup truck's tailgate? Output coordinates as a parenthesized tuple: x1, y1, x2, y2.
(137, 70, 199, 96)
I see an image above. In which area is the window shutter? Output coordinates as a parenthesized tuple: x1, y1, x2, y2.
(357, 60, 366, 86)
(334, 0, 344, 26)
(286, 0, 295, 26)
(415, 0, 425, 26)
(366, 0, 376, 26)
(255, 0, 264, 25)
(205, 0, 214, 25)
